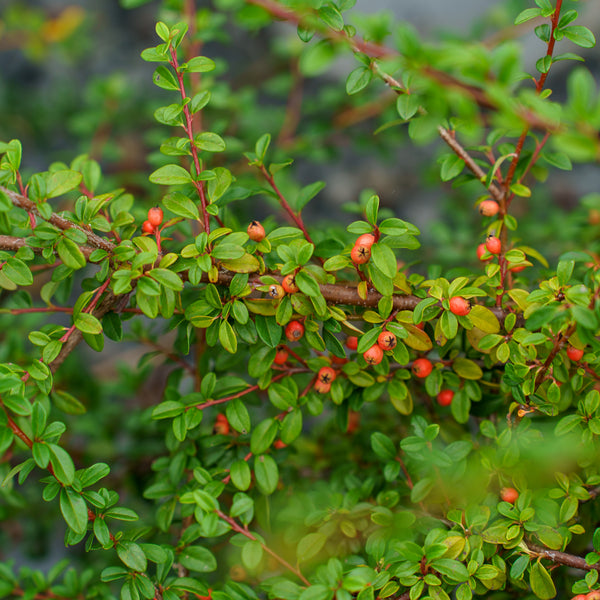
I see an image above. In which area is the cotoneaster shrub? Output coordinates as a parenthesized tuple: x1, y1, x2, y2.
(0, 2, 599, 600)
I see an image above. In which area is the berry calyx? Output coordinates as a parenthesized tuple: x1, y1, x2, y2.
(351, 243, 371, 265)
(485, 235, 502, 255)
(282, 274, 299, 294)
(377, 331, 397, 350)
(566, 346, 584, 362)
(268, 284, 285, 299)
(247, 220, 265, 242)
(314, 379, 331, 394)
(449, 296, 471, 316)
(214, 414, 230, 435)
(273, 346, 289, 365)
(478, 200, 499, 217)
(363, 344, 384, 366)
(477, 243, 492, 262)
(346, 336, 358, 350)
(500, 487, 519, 504)
(142, 220, 155, 234)
(437, 389, 454, 406)
(355, 233, 376, 249)
(317, 366, 336, 384)
(147, 206, 164, 227)
(285, 320, 304, 342)
(412, 357, 433, 378)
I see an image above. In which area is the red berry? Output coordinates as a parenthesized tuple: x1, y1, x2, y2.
(351, 243, 371, 265)
(415, 322, 425, 330)
(273, 346, 289, 365)
(566, 346, 584, 362)
(355, 233, 376, 249)
(478, 200, 499, 217)
(449, 296, 471, 316)
(317, 366, 336, 384)
(346, 336, 358, 350)
(285, 320, 304, 342)
(268, 284, 285, 299)
(247, 220, 265, 242)
(314, 379, 331, 394)
(363, 344, 384, 366)
(510, 264, 527, 273)
(377, 331, 397, 350)
(273, 439, 287, 449)
(485, 235, 502, 255)
(282, 274, 299, 294)
(500, 487, 519, 504)
(147, 206, 164, 227)
(437, 389, 454, 406)
(477, 243, 492, 262)
(214, 414, 230, 435)
(331, 354, 348, 365)
(412, 358, 433, 378)
(586, 592, 600, 600)
(142, 220, 155, 234)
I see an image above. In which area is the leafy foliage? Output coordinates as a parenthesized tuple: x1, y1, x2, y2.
(0, 1, 599, 600)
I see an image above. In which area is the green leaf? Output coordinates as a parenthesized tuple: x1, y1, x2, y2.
(562, 26, 596, 48)
(242, 540, 264, 570)
(254, 454, 278, 495)
(185, 56, 216, 73)
(60, 488, 88, 535)
(149, 164, 193, 185)
(297, 532, 327, 562)
(3, 257, 33, 286)
(117, 541, 148, 572)
(396, 94, 420, 120)
(48, 443, 75, 485)
(148, 268, 184, 291)
(371, 432, 396, 461)
(195, 132, 226, 152)
(47, 170, 83, 198)
(250, 418, 278, 455)
(57, 238, 86, 270)
(346, 67, 372, 95)
(163, 191, 200, 219)
(296, 269, 321, 297)
(281, 409, 302, 444)
(529, 562, 556, 599)
(410, 477, 434, 503)
(74, 312, 103, 335)
(452, 357, 483, 380)
(230, 460, 252, 491)
(219, 320, 238, 354)
(226, 398, 251, 434)
(318, 4, 344, 30)
(514, 7, 543, 24)
(153, 65, 179, 90)
(370, 243, 397, 279)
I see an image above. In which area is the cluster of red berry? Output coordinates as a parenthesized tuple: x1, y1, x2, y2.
(142, 206, 164, 234)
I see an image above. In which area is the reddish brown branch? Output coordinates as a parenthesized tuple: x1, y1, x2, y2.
(527, 543, 600, 572)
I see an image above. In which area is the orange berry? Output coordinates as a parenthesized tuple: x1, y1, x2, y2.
(273, 346, 289, 365)
(478, 200, 499, 217)
(477, 243, 492, 262)
(273, 439, 287, 449)
(412, 358, 433, 378)
(214, 414, 230, 435)
(363, 344, 384, 366)
(268, 284, 285, 299)
(314, 379, 331, 394)
(377, 331, 397, 350)
(500, 487, 519, 504)
(510, 264, 527, 273)
(346, 336, 358, 350)
(317, 366, 336, 384)
(142, 220, 155, 234)
(285, 320, 304, 342)
(351, 243, 371, 264)
(282, 274, 299, 294)
(566, 346, 584, 362)
(147, 206, 164, 227)
(247, 220, 265, 242)
(485, 235, 502, 255)
(437, 389, 454, 406)
(355, 233, 376, 249)
(449, 296, 470, 316)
